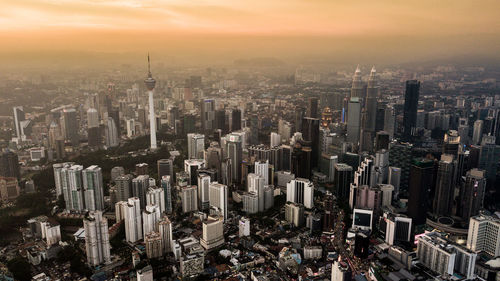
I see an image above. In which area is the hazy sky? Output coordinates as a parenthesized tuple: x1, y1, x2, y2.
(1, 0, 500, 65)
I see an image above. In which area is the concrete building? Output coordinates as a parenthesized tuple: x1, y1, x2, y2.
(181, 185, 198, 213)
(83, 211, 111, 266)
(146, 187, 165, 213)
(159, 216, 173, 253)
(209, 182, 228, 220)
(142, 204, 161, 236)
(286, 178, 314, 209)
(200, 216, 224, 250)
(467, 215, 500, 256)
(239, 217, 250, 237)
(285, 202, 305, 227)
(82, 165, 104, 211)
(144, 231, 162, 259)
(187, 133, 205, 159)
(197, 173, 211, 210)
(124, 197, 143, 243)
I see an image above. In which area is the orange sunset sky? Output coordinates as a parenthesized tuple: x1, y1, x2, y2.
(1, 0, 500, 65)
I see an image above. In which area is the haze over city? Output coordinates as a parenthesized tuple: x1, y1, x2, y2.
(0, 1, 500, 281)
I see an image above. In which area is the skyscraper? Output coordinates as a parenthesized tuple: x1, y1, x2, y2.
(225, 134, 242, 185)
(161, 176, 173, 214)
(157, 159, 174, 184)
(432, 154, 457, 216)
(0, 150, 20, 180)
(124, 197, 143, 243)
(472, 120, 484, 145)
(142, 204, 161, 236)
(132, 175, 150, 209)
(83, 211, 111, 266)
(334, 163, 353, 200)
(197, 173, 211, 210)
(307, 97, 318, 118)
(209, 182, 228, 220)
(115, 174, 133, 202)
(286, 178, 314, 209)
(63, 108, 79, 146)
(87, 108, 100, 148)
(459, 169, 486, 220)
(187, 133, 205, 159)
(159, 216, 173, 253)
(106, 117, 119, 148)
(231, 109, 242, 132)
(360, 66, 379, 151)
(201, 99, 216, 133)
(402, 80, 420, 141)
(350, 65, 365, 99)
(144, 54, 157, 150)
(407, 158, 434, 225)
(82, 165, 104, 211)
(301, 117, 320, 168)
(346, 97, 361, 145)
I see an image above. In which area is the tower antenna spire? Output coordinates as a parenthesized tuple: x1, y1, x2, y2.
(147, 52, 151, 75)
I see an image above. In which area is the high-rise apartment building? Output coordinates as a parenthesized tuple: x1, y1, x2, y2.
(124, 197, 143, 243)
(83, 211, 111, 266)
(82, 165, 104, 211)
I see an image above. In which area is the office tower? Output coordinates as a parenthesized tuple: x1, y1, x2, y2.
(83, 211, 111, 266)
(407, 158, 434, 225)
(12, 106, 25, 140)
(382, 212, 412, 245)
(53, 162, 74, 197)
(351, 65, 365, 99)
(242, 192, 259, 214)
(333, 163, 352, 200)
(379, 184, 394, 207)
(459, 169, 486, 221)
(87, 108, 100, 147)
(402, 80, 420, 141)
(157, 159, 173, 184)
(254, 160, 269, 185)
(433, 154, 457, 216)
(352, 185, 382, 215)
(159, 216, 173, 253)
(278, 120, 292, 143)
(144, 231, 162, 259)
(115, 174, 133, 202)
(160, 176, 173, 214)
(352, 208, 374, 230)
(62, 108, 79, 146)
(231, 109, 241, 132)
(132, 175, 149, 209)
(286, 178, 314, 209)
(142, 204, 161, 236)
(388, 142, 412, 195)
(307, 97, 318, 118)
(146, 187, 165, 213)
(321, 107, 333, 128)
(215, 109, 226, 133)
(187, 133, 205, 159)
(124, 197, 143, 243)
(143, 54, 157, 149)
(264, 185, 274, 210)
(375, 131, 390, 151)
(443, 130, 460, 156)
(478, 136, 500, 186)
(331, 261, 352, 281)
(374, 150, 389, 184)
(136, 265, 154, 281)
(323, 192, 334, 231)
(270, 132, 281, 147)
(115, 201, 127, 221)
(105, 117, 119, 148)
(197, 173, 211, 210)
(200, 216, 225, 250)
(239, 217, 250, 237)
(383, 104, 395, 139)
(347, 97, 361, 145)
(301, 117, 320, 168)
(184, 159, 205, 185)
(467, 215, 500, 256)
(295, 106, 305, 132)
(388, 167, 401, 198)
(417, 232, 477, 280)
(181, 185, 198, 213)
(360, 66, 379, 151)
(82, 165, 104, 211)
(225, 134, 242, 185)
(0, 150, 20, 180)
(473, 120, 484, 145)
(0, 177, 19, 202)
(247, 173, 265, 212)
(205, 143, 223, 179)
(320, 154, 338, 183)
(126, 119, 135, 138)
(285, 202, 305, 227)
(209, 182, 228, 220)
(60, 164, 85, 211)
(110, 166, 125, 183)
(201, 99, 216, 133)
